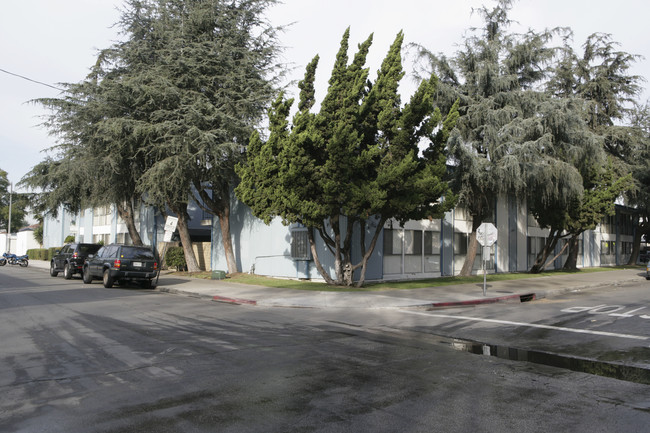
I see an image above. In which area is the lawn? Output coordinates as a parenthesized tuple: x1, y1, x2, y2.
(166, 265, 641, 292)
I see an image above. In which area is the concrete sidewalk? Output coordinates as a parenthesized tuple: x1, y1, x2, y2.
(27, 259, 645, 309)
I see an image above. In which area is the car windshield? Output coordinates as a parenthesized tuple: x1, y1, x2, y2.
(121, 247, 155, 260)
(79, 244, 101, 254)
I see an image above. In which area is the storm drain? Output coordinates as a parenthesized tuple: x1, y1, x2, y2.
(448, 337, 650, 385)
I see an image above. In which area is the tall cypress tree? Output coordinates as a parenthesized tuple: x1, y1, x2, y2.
(237, 29, 458, 286)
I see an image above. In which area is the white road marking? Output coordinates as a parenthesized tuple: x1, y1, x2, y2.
(401, 311, 649, 341)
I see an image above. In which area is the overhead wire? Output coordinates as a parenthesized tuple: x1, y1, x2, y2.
(0, 67, 65, 91)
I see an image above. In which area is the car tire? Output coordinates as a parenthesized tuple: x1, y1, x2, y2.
(82, 266, 93, 284)
(50, 262, 58, 277)
(64, 263, 72, 279)
(142, 279, 154, 289)
(103, 269, 114, 288)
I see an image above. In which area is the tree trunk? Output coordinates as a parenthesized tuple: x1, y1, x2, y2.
(459, 219, 481, 276)
(325, 215, 345, 285)
(308, 228, 336, 285)
(530, 229, 560, 273)
(195, 182, 238, 274)
(171, 202, 201, 273)
(563, 234, 581, 270)
(217, 204, 237, 274)
(116, 202, 143, 246)
(353, 217, 386, 288)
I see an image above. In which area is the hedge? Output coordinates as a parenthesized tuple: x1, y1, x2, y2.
(26, 247, 61, 261)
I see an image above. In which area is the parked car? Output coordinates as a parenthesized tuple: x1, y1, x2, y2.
(50, 243, 102, 279)
(82, 244, 159, 288)
(640, 248, 650, 263)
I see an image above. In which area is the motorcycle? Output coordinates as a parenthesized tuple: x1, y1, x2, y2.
(1, 252, 28, 267)
(16, 254, 28, 267)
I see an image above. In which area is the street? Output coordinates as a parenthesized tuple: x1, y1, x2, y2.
(1, 265, 649, 432)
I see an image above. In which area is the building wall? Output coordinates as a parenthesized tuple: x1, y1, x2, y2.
(211, 200, 336, 279)
(41, 198, 635, 282)
(16, 230, 40, 255)
(210, 197, 636, 281)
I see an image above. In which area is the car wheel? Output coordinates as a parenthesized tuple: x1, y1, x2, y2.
(103, 269, 114, 288)
(50, 262, 58, 277)
(63, 263, 72, 279)
(82, 266, 93, 284)
(142, 279, 153, 289)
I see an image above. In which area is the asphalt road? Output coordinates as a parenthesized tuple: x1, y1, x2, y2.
(1, 265, 649, 432)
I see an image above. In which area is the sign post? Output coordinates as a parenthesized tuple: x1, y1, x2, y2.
(476, 222, 498, 296)
(156, 216, 179, 285)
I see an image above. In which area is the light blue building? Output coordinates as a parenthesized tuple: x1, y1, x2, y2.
(42, 196, 637, 281)
(210, 196, 637, 282)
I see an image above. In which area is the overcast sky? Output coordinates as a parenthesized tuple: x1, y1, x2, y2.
(2, 0, 649, 190)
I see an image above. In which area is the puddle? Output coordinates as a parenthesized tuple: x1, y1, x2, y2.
(447, 337, 650, 385)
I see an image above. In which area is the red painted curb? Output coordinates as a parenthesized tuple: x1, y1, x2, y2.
(429, 293, 536, 308)
(212, 295, 257, 305)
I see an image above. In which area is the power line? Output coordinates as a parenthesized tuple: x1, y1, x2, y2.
(0, 67, 64, 91)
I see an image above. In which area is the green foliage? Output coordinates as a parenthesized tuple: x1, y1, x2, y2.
(20, 0, 282, 269)
(32, 224, 43, 247)
(412, 0, 639, 274)
(64, 235, 75, 243)
(237, 29, 458, 286)
(28, 247, 60, 261)
(0, 169, 28, 232)
(26, 248, 48, 261)
(165, 246, 187, 271)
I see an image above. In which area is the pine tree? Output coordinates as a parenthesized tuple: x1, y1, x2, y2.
(22, 0, 283, 272)
(413, 0, 592, 275)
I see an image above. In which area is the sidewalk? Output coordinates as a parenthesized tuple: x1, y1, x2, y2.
(27, 259, 645, 309)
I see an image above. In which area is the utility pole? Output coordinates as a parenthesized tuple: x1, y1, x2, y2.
(6, 181, 12, 253)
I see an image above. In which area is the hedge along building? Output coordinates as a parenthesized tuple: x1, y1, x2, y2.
(210, 196, 638, 282)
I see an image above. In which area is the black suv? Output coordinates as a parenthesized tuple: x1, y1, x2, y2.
(50, 243, 102, 279)
(82, 244, 159, 288)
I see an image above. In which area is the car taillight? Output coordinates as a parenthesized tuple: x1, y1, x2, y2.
(73, 252, 78, 258)
(154, 262, 158, 270)
(114, 259, 121, 269)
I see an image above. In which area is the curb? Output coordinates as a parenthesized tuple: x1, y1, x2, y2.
(426, 292, 537, 308)
(212, 295, 257, 305)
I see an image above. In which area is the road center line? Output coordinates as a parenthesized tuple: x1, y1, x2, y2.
(401, 311, 649, 341)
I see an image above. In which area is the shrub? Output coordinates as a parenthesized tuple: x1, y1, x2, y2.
(26, 248, 54, 261)
(165, 246, 187, 271)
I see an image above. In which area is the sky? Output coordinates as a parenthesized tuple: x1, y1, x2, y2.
(2, 0, 649, 191)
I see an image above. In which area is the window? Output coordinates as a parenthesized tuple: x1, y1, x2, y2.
(454, 232, 468, 255)
(291, 229, 311, 260)
(403, 230, 422, 255)
(93, 206, 112, 226)
(383, 229, 402, 255)
(622, 242, 632, 255)
(93, 233, 110, 245)
(383, 228, 441, 274)
(601, 240, 616, 255)
(117, 232, 132, 245)
(527, 237, 547, 255)
(620, 214, 634, 236)
(601, 215, 616, 234)
(424, 231, 440, 255)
